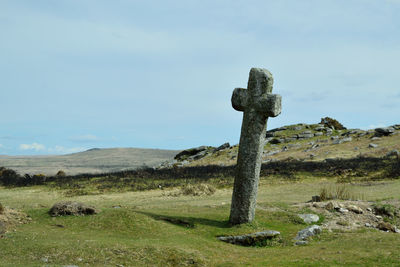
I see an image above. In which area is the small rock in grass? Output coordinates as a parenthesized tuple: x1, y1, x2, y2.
(368, 143, 378, 148)
(298, 214, 319, 224)
(377, 222, 397, 233)
(295, 225, 322, 241)
(347, 205, 363, 214)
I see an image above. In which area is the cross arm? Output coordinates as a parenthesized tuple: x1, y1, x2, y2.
(231, 88, 248, 111)
(254, 94, 282, 117)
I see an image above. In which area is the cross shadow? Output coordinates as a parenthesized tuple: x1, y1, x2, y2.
(134, 210, 230, 229)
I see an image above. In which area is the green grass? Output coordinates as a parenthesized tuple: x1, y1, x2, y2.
(1, 179, 400, 266)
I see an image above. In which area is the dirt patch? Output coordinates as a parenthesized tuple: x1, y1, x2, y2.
(49, 201, 98, 216)
(0, 204, 31, 235)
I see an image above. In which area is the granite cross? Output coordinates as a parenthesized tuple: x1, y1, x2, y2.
(229, 68, 282, 225)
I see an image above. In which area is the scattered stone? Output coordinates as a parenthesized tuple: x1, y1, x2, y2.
(314, 126, 325, 131)
(336, 207, 349, 213)
(298, 214, 319, 224)
(342, 137, 352, 142)
(174, 146, 212, 161)
(312, 195, 321, 202)
(375, 215, 383, 220)
(375, 127, 395, 136)
(386, 150, 400, 158)
(295, 240, 308, 246)
(347, 205, 363, 214)
(371, 137, 381, 141)
(332, 139, 342, 145)
(298, 133, 314, 139)
(366, 208, 372, 212)
(314, 132, 323, 136)
(49, 201, 97, 217)
(325, 202, 335, 211)
(294, 126, 303, 131)
(295, 225, 322, 241)
(368, 143, 378, 148)
(218, 230, 281, 246)
(331, 136, 339, 140)
(215, 142, 230, 152)
(365, 223, 372, 228)
(377, 222, 397, 232)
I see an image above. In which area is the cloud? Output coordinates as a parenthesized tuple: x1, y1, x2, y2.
(68, 134, 99, 142)
(19, 143, 45, 151)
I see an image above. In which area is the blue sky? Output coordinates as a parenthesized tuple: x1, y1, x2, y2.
(1, 0, 399, 155)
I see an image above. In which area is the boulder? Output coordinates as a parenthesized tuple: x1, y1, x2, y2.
(347, 205, 363, 214)
(386, 150, 400, 158)
(218, 230, 280, 246)
(375, 127, 395, 136)
(377, 222, 397, 233)
(49, 201, 97, 217)
(214, 142, 230, 152)
(174, 146, 211, 161)
(368, 143, 378, 148)
(298, 214, 319, 224)
(295, 225, 322, 241)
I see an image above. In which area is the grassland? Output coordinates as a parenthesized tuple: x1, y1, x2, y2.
(1, 124, 399, 266)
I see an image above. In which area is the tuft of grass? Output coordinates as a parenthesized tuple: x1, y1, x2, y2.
(319, 184, 362, 201)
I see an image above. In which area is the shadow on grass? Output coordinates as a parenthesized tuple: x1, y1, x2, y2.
(134, 210, 230, 229)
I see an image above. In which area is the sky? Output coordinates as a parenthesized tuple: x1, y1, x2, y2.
(1, 0, 399, 155)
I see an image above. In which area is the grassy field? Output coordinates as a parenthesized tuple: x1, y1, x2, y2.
(1, 177, 400, 266)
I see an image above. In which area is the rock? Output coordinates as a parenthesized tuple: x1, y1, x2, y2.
(218, 230, 280, 246)
(214, 142, 230, 152)
(342, 137, 352, 142)
(375, 127, 395, 136)
(312, 195, 321, 202)
(393, 125, 400, 130)
(365, 223, 372, 228)
(386, 150, 400, 158)
(325, 202, 334, 211)
(331, 136, 339, 140)
(376, 215, 383, 220)
(298, 133, 314, 139)
(298, 214, 319, 224)
(294, 126, 303, 131)
(0, 221, 6, 234)
(295, 240, 308, 246)
(314, 126, 325, 131)
(368, 143, 378, 148)
(295, 225, 322, 241)
(377, 222, 397, 232)
(332, 139, 342, 144)
(371, 137, 381, 141)
(314, 132, 323, 136)
(174, 146, 209, 161)
(284, 137, 297, 142)
(366, 208, 372, 212)
(347, 205, 363, 214)
(335, 207, 349, 213)
(49, 201, 97, 217)
(269, 138, 284, 144)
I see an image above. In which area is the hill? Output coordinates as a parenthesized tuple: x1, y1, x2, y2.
(0, 147, 179, 176)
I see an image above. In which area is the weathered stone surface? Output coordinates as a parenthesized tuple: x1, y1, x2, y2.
(377, 222, 397, 232)
(298, 214, 319, 224)
(218, 230, 280, 246)
(375, 127, 395, 136)
(314, 132, 323, 136)
(49, 201, 97, 217)
(368, 143, 378, 148)
(347, 205, 363, 214)
(174, 146, 209, 160)
(229, 68, 282, 225)
(214, 142, 230, 152)
(295, 225, 322, 241)
(386, 150, 400, 158)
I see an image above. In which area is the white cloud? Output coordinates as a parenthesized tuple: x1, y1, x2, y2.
(19, 143, 45, 151)
(69, 134, 99, 142)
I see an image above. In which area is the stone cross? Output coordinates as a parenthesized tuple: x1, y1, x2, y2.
(229, 68, 282, 225)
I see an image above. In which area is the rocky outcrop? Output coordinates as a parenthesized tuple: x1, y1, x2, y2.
(294, 225, 322, 245)
(218, 230, 280, 246)
(49, 201, 97, 216)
